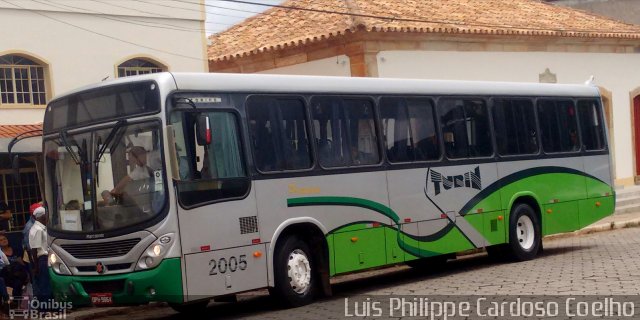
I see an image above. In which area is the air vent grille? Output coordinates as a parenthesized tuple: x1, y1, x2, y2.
(239, 216, 259, 234)
(61, 238, 141, 259)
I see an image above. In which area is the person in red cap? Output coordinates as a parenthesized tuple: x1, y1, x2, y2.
(23, 202, 42, 254)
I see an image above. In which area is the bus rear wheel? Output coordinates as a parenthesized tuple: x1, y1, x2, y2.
(271, 235, 316, 308)
(506, 203, 541, 261)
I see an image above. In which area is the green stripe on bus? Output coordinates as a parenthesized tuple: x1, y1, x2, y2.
(287, 196, 400, 223)
(287, 197, 475, 259)
(458, 166, 608, 216)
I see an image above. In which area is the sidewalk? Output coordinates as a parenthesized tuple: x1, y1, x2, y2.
(64, 210, 640, 320)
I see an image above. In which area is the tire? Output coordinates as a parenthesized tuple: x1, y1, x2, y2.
(169, 299, 210, 314)
(506, 203, 541, 261)
(271, 235, 316, 308)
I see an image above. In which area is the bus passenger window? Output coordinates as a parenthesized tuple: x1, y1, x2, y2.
(247, 97, 312, 172)
(537, 100, 580, 153)
(492, 99, 538, 156)
(311, 97, 380, 167)
(379, 97, 439, 162)
(578, 100, 606, 151)
(438, 98, 492, 159)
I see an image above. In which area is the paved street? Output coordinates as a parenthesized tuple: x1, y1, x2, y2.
(88, 226, 640, 320)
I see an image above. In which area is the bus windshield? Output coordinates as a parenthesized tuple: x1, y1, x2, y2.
(44, 121, 166, 233)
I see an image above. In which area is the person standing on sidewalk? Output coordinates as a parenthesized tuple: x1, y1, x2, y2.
(23, 202, 41, 253)
(23, 202, 41, 298)
(29, 207, 50, 303)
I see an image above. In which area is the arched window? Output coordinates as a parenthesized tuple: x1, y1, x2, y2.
(117, 58, 165, 78)
(0, 55, 47, 105)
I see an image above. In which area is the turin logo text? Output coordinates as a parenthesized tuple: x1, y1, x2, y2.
(428, 166, 482, 195)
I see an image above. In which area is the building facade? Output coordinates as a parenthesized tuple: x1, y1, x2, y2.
(0, 0, 207, 232)
(0, 0, 208, 125)
(208, 0, 640, 188)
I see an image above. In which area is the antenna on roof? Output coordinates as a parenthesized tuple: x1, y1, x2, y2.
(584, 75, 595, 86)
(102, 76, 109, 81)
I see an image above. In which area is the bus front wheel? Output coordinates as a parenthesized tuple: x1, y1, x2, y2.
(506, 203, 541, 261)
(271, 235, 316, 307)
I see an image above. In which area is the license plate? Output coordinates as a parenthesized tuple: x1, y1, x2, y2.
(90, 293, 113, 306)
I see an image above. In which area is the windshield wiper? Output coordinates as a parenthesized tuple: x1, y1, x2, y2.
(94, 120, 127, 186)
(60, 131, 82, 165)
(96, 120, 127, 162)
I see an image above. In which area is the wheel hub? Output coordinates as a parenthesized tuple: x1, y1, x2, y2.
(516, 215, 535, 250)
(287, 249, 311, 294)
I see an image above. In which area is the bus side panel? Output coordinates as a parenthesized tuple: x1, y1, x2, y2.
(257, 172, 392, 280)
(580, 154, 615, 228)
(183, 244, 268, 299)
(333, 227, 387, 274)
(497, 158, 587, 237)
(177, 183, 261, 300)
(388, 164, 500, 255)
(583, 155, 613, 197)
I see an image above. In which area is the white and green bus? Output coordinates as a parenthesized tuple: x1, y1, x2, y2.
(43, 73, 614, 310)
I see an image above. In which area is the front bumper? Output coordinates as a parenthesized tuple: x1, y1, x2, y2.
(50, 258, 183, 306)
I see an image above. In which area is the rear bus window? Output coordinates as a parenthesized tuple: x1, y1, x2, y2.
(537, 100, 580, 153)
(438, 98, 492, 159)
(578, 100, 606, 151)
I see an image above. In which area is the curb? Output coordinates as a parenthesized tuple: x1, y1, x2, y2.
(454, 216, 640, 257)
(543, 217, 640, 241)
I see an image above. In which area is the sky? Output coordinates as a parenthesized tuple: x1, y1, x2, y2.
(205, 0, 285, 35)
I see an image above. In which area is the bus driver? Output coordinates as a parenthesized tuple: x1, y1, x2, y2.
(111, 146, 152, 196)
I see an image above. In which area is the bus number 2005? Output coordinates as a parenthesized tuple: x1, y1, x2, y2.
(209, 255, 247, 275)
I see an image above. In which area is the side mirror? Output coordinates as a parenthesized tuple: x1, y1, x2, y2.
(11, 155, 21, 185)
(195, 114, 211, 146)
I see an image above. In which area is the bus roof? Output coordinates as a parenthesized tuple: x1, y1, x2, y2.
(54, 72, 601, 102)
(171, 72, 600, 98)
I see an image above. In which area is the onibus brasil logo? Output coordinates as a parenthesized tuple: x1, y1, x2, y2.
(9, 297, 72, 319)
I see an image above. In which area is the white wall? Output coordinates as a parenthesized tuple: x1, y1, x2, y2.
(0, 0, 207, 125)
(377, 50, 640, 182)
(258, 55, 351, 77)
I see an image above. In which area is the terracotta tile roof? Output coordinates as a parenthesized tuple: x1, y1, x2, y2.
(208, 0, 640, 61)
(0, 124, 42, 138)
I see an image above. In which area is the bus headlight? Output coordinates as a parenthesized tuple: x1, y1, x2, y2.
(153, 244, 162, 257)
(49, 252, 71, 275)
(137, 233, 175, 271)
